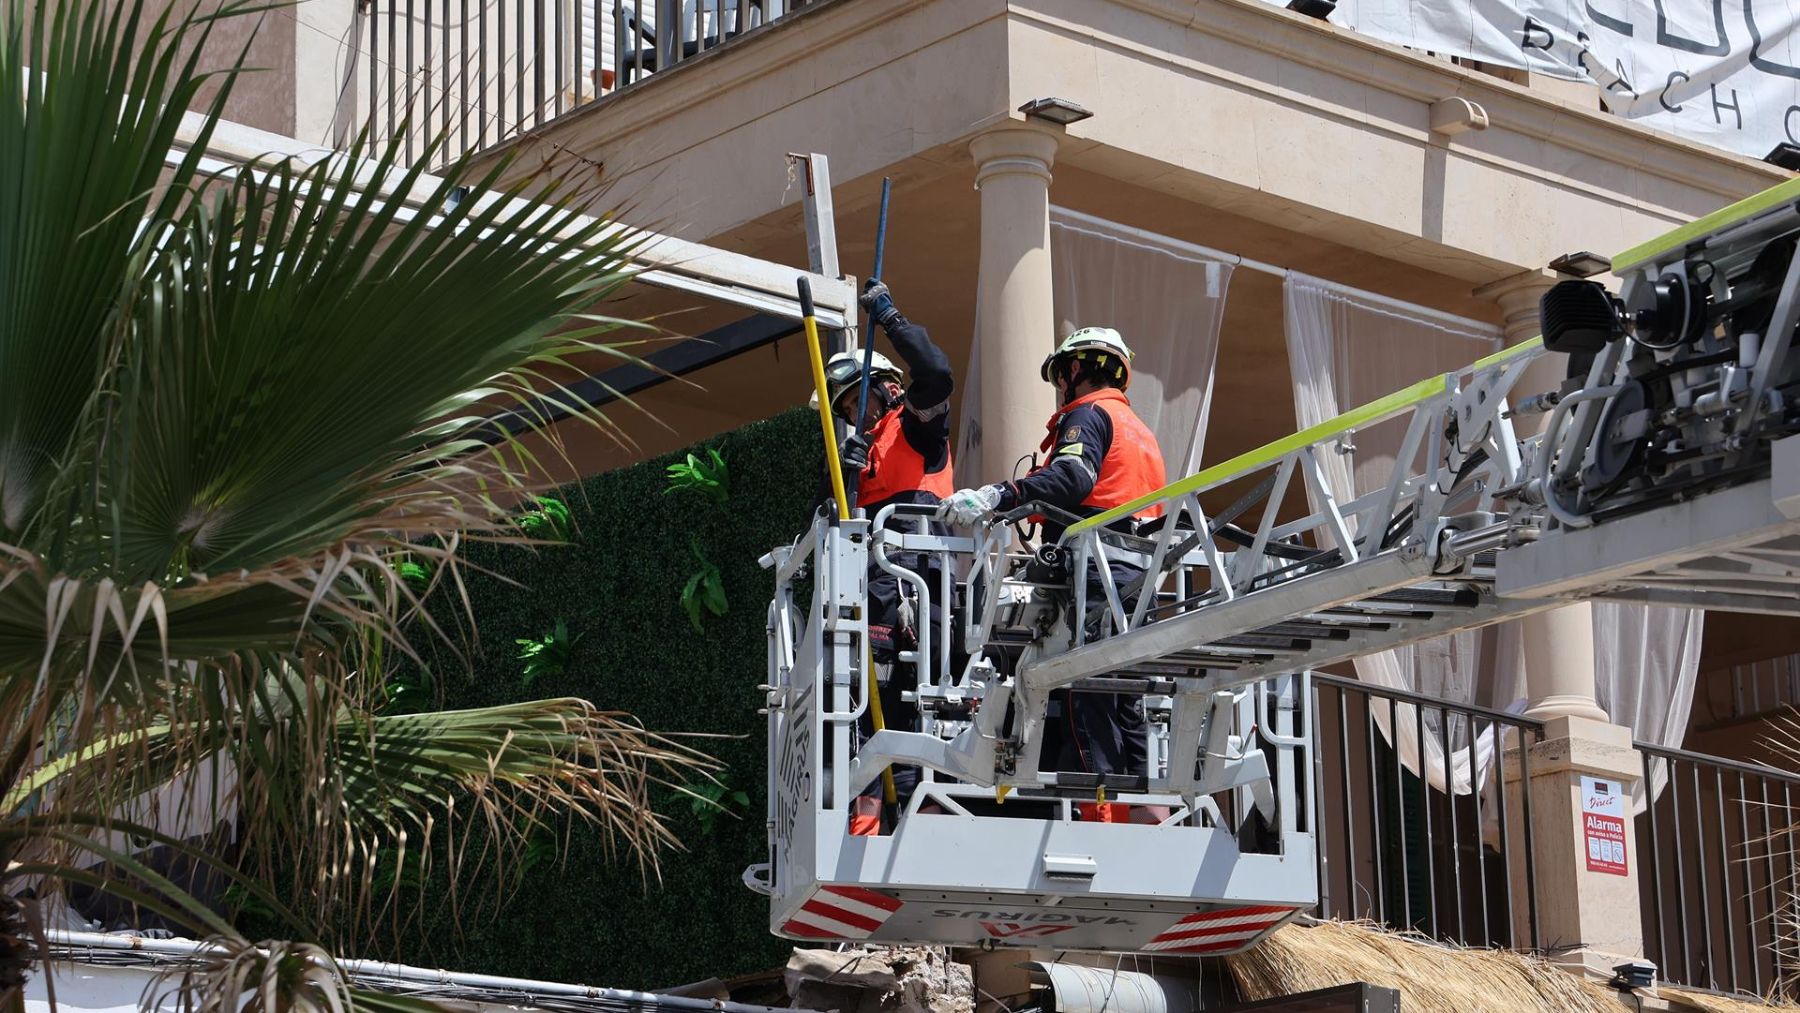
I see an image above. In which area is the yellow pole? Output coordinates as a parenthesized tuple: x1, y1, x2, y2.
(799, 279, 850, 522)
(797, 279, 897, 807)
(865, 644, 897, 805)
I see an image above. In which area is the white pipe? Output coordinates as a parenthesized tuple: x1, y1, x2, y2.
(1047, 205, 1504, 338)
(1050, 204, 1285, 276)
(43, 931, 757, 1011)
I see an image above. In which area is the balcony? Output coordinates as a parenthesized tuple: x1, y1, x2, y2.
(353, 0, 827, 165)
(1312, 676, 1800, 1003)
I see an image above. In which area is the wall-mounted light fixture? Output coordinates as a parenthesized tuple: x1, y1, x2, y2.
(1766, 142, 1800, 171)
(1609, 961, 1657, 991)
(1019, 97, 1093, 127)
(1549, 250, 1613, 278)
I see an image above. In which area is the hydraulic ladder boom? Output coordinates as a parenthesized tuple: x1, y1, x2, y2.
(753, 173, 1800, 955)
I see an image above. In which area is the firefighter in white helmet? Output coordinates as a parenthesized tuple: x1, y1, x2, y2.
(937, 326, 1167, 823)
(815, 279, 956, 834)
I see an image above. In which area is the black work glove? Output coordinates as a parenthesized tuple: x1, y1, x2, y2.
(860, 279, 902, 331)
(840, 432, 871, 472)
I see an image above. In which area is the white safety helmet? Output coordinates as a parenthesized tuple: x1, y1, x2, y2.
(810, 349, 904, 411)
(1041, 326, 1135, 389)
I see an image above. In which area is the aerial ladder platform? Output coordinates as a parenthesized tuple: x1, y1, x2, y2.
(748, 174, 1800, 956)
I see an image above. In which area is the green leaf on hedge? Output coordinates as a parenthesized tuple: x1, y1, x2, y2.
(515, 618, 580, 687)
(665, 446, 729, 504)
(679, 540, 728, 632)
(519, 495, 573, 540)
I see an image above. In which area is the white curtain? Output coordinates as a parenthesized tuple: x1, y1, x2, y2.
(1285, 273, 1508, 795)
(1490, 602, 1705, 808)
(957, 208, 1235, 485)
(1283, 272, 1704, 802)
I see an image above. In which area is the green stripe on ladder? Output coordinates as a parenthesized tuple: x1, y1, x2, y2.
(1061, 337, 1544, 538)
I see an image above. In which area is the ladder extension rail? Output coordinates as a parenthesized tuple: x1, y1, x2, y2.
(1013, 339, 1549, 700)
(758, 171, 1800, 954)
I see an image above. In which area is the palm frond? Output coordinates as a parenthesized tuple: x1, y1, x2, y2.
(2, 0, 719, 1000)
(0, 0, 247, 548)
(152, 938, 352, 1013)
(16, 662, 717, 937)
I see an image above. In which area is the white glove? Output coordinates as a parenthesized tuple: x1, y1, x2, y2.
(938, 485, 1004, 527)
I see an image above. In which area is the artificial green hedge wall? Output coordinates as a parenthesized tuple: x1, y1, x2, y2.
(388, 408, 820, 988)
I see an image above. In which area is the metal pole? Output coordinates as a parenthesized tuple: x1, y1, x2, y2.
(800, 278, 848, 525)
(847, 176, 892, 510)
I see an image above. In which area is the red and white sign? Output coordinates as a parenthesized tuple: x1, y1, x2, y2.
(1581, 775, 1629, 877)
(1141, 904, 1297, 954)
(782, 885, 903, 940)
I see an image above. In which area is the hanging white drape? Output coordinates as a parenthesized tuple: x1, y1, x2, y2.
(1489, 602, 1704, 808)
(1284, 272, 1506, 795)
(1283, 272, 1705, 802)
(957, 208, 1235, 486)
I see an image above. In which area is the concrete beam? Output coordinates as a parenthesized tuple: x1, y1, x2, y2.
(480, 0, 1788, 286)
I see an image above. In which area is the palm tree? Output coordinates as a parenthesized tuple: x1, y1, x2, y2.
(0, 2, 713, 1009)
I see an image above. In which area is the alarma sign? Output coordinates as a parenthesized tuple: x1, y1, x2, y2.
(1582, 775, 1629, 876)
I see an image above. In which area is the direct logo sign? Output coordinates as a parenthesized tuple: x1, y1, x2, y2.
(1580, 775, 1628, 876)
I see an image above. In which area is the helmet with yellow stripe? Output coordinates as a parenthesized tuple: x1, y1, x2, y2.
(1041, 326, 1134, 390)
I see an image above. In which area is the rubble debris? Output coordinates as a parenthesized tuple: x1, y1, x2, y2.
(786, 947, 974, 1013)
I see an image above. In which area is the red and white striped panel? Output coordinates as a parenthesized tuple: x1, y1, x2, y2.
(781, 885, 904, 940)
(1142, 904, 1297, 954)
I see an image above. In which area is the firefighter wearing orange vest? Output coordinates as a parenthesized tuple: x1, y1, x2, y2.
(938, 327, 1165, 821)
(820, 282, 955, 512)
(817, 279, 955, 833)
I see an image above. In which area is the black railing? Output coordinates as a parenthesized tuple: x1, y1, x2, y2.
(357, 0, 824, 166)
(1638, 742, 1800, 1000)
(1310, 674, 1544, 949)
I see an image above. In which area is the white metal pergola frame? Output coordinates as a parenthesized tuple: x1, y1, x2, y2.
(171, 112, 859, 333)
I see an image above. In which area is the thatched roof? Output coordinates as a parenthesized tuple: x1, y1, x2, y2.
(1224, 921, 1799, 1013)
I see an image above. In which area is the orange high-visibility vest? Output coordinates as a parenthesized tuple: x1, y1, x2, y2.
(1037, 388, 1165, 522)
(859, 406, 954, 506)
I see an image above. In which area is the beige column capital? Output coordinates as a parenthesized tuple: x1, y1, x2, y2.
(969, 127, 1059, 185)
(1473, 268, 1560, 344)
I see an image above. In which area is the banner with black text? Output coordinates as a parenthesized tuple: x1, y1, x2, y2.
(1264, 1, 1800, 159)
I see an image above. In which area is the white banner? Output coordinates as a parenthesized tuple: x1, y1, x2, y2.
(1270, 1, 1800, 159)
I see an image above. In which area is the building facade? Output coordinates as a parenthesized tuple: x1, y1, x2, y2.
(219, 0, 1800, 1000)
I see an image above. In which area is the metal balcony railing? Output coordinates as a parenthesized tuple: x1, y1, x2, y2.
(356, 0, 825, 166)
(1638, 743, 1800, 1001)
(1310, 675, 1544, 950)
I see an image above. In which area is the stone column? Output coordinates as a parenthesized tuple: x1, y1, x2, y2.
(1473, 269, 1608, 724)
(1480, 268, 1644, 979)
(1503, 715, 1646, 974)
(970, 127, 1060, 483)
